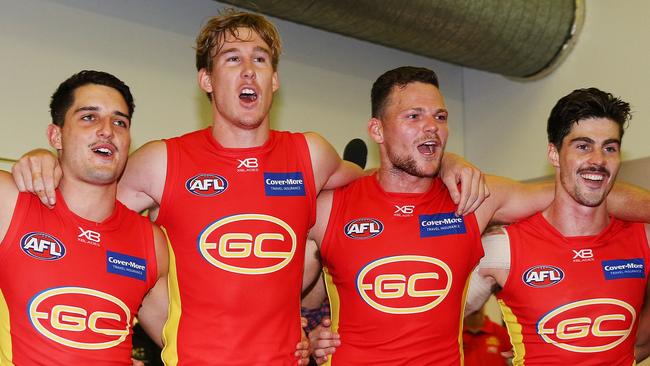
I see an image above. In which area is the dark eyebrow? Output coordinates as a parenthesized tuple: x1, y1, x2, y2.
(569, 137, 594, 144)
(74, 106, 130, 119)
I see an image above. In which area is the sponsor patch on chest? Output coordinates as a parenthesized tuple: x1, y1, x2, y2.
(602, 259, 645, 280)
(20, 232, 66, 261)
(419, 212, 466, 238)
(106, 251, 147, 281)
(264, 172, 305, 196)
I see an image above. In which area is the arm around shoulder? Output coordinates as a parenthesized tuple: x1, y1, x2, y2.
(607, 182, 650, 223)
(0, 171, 20, 243)
(117, 140, 167, 213)
(304, 132, 363, 192)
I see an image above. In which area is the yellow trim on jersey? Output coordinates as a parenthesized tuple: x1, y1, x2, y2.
(498, 299, 526, 365)
(0, 289, 13, 365)
(161, 230, 180, 366)
(322, 267, 340, 366)
(459, 268, 475, 366)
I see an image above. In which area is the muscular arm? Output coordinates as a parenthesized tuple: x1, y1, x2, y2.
(304, 132, 363, 193)
(608, 182, 650, 223)
(137, 225, 169, 347)
(116, 140, 167, 215)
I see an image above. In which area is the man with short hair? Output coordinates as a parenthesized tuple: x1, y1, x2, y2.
(11, 11, 485, 365)
(465, 87, 650, 365)
(0, 70, 168, 365)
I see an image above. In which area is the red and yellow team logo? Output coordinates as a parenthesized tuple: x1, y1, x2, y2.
(537, 298, 636, 353)
(198, 214, 297, 275)
(356, 255, 452, 314)
(28, 287, 131, 350)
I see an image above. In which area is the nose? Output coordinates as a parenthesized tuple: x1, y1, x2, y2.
(588, 148, 606, 166)
(423, 115, 439, 133)
(241, 59, 256, 80)
(96, 118, 114, 139)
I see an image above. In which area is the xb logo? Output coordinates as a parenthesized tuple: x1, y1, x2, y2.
(237, 158, 258, 169)
(573, 249, 593, 260)
(394, 205, 415, 215)
(78, 227, 101, 243)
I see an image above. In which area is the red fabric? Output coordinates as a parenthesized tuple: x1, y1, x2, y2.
(157, 128, 316, 365)
(498, 212, 649, 365)
(463, 318, 511, 366)
(0, 191, 156, 365)
(321, 175, 483, 365)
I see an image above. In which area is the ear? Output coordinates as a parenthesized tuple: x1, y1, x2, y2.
(271, 70, 279, 93)
(368, 118, 384, 144)
(547, 143, 560, 167)
(197, 68, 213, 94)
(47, 124, 62, 150)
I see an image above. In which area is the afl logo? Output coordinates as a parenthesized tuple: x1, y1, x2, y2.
(28, 287, 131, 350)
(523, 265, 564, 288)
(198, 214, 296, 275)
(344, 218, 384, 240)
(21, 232, 66, 261)
(537, 298, 636, 353)
(356, 255, 452, 314)
(185, 174, 228, 196)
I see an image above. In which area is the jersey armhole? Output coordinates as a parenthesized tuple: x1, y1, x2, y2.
(154, 138, 177, 226)
(319, 190, 342, 267)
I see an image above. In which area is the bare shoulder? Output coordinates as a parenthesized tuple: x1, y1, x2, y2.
(0, 170, 19, 202)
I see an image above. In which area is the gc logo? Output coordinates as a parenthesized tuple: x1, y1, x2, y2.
(356, 255, 452, 314)
(537, 298, 636, 353)
(198, 214, 296, 274)
(29, 287, 131, 350)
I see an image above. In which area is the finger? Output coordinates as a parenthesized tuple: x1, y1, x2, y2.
(301, 316, 308, 328)
(320, 317, 331, 326)
(484, 181, 490, 198)
(11, 160, 33, 192)
(465, 176, 486, 214)
(442, 173, 461, 205)
(315, 355, 329, 365)
(461, 171, 481, 216)
(314, 346, 338, 357)
(28, 157, 50, 206)
(41, 159, 59, 206)
(455, 168, 472, 215)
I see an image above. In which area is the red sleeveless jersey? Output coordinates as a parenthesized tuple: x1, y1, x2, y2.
(320, 175, 483, 366)
(0, 191, 157, 365)
(497, 212, 649, 366)
(156, 128, 316, 365)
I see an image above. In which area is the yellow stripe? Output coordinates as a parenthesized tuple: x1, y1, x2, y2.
(458, 269, 475, 366)
(498, 299, 526, 365)
(161, 230, 180, 366)
(322, 267, 340, 366)
(0, 289, 14, 365)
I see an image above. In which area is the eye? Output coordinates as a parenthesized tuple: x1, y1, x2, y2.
(604, 145, 619, 153)
(113, 119, 129, 128)
(406, 113, 419, 120)
(253, 56, 267, 63)
(81, 114, 95, 122)
(576, 143, 589, 150)
(226, 56, 240, 62)
(435, 114, 448, 122)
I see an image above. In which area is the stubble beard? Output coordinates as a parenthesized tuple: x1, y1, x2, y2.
(388, 151, 440, 178)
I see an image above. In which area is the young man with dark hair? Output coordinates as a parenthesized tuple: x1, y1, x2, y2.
(0, 70, 168, 365)
(465, 87, 650, 365)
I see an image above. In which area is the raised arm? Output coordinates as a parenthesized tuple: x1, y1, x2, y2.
(116, 140, 167, 214)
(136, 224, 169, 347)
(304, 132, 364, 192)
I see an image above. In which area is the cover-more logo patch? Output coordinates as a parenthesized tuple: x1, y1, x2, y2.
(356, 255, 452, 314)
(419, 213, 466, 238)
(537, 298, 636, 353)
(28, 287, 131, 350)
(21, 232, 66, 261)
(344, 218, 384, 240)
(185, 174, 228, 196)
(522, 265, 564, 288)
(263, 172, 305, 196)
(107, 252, 147, 281)
(602, 259, 645, 280)
(198, 214, 296, 274)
